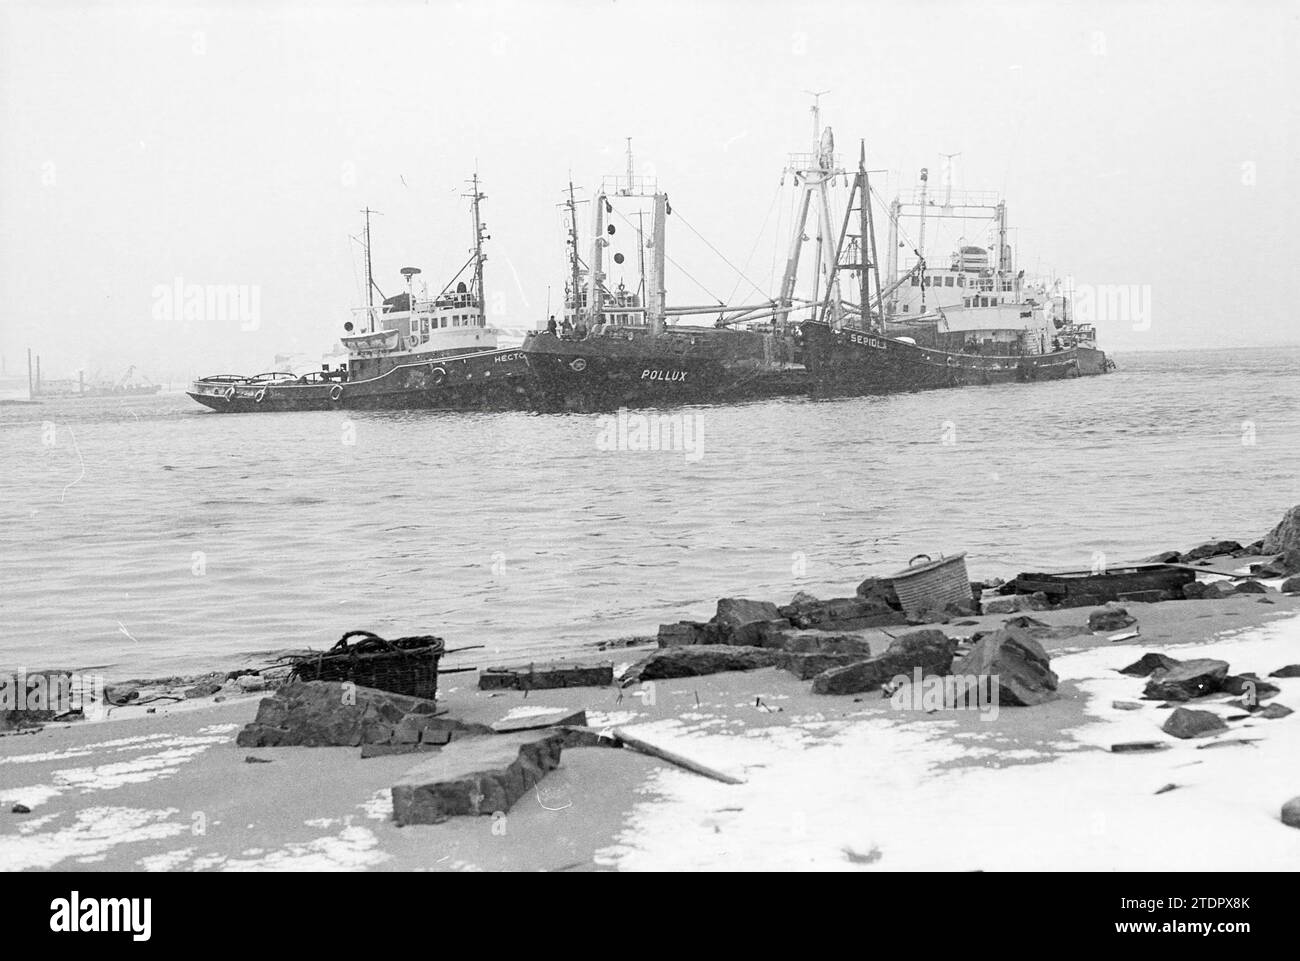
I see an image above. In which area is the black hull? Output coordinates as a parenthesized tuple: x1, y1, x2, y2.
(521, 330, 808, 412)
(188, 348, 531, 413)
(800, 322, 1110, 395)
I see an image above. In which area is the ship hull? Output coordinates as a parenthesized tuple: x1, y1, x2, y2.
(800, 321, 1110, 395)
(188, 348, 531, 413)
(521, 329, 808, 411)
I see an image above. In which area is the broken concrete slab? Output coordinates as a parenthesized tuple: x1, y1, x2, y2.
(1142, 550, 1182, 564)
(490, 708, 587, 733)
(775, 651, 869, 681)
(811, 629, 956, 696)
(1182, 540, 1243, 561)
(775, 631, 875, 656)
(1219, 674, 1281, 702)
(854, 576, 902, 609)
(360, 742, 441, 759)
(948, 626, 1058, 706)
(478, 662, 613, 692)
(713, 598, 784, 645)
(1268, 664, 1300, 678)
(1118, 652, 1182, 677)
(1142, 659, 1230, 701)
(1200, 581, 1238, 600)
(778, 595, 906, 631)
(620, 645, 782, 685)
(1254, 703, 1294, 720)
(235, 681, 486, 748)
(391, 730, 567, 824)
(1088, 605, 1137, 632)
(656, 621, 719, 647)
(1162, 707, 1229, 739)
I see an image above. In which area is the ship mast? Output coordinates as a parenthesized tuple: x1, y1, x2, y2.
(464, 173, 489, 306)
(564, 180, 583, 324)
(360, 206, 383, 332)
(776, 92, 844, 328)
(821, 141, 884, 331)
(916, 168, 929, 315)
(591, 141, 667, 335)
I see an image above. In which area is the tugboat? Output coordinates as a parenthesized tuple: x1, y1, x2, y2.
(801, 155, 1111, 392)
(520, 143, 806, 412)
(188, 176, 531, 413)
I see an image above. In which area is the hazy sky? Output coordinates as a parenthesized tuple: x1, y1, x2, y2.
(2, 0, 1296, 380)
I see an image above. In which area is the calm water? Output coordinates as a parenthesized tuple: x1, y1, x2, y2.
(1, 347, 1297, 680)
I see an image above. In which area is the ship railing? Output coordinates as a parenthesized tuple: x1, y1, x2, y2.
(193, 373, 253, 384)
(601, 174, 659, 197)
(902, 187, 1002, 208)
(785, 152, 844, 175)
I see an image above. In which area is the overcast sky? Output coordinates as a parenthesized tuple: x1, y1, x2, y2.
(2, 0, 1296, 380)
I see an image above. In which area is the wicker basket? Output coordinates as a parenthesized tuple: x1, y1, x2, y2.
(289, 630, 445, 701)
(887, 553, 970, 618)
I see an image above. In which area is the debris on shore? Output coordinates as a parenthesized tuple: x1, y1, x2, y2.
(9, 504, 1300, 854)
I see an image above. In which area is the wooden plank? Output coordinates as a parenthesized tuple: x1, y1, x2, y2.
(612, 727, 745, 784)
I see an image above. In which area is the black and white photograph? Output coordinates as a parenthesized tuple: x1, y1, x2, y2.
(0, 0, 1296, 921)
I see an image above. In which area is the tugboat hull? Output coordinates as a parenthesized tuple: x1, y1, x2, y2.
(800, 321, 1109, 395)
(521, 329, 807, 411)
(188, 348, 531, 413)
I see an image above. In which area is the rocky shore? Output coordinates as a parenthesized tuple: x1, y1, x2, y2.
(4, 507, 1300, 871)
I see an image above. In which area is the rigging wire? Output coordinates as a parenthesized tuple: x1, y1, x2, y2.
(607, 204, 727, 305)
(770, 180, 796, 293)
(671, 207, 773, 303)
(723, 182, 783, 306)
(347, 234, 362, 305)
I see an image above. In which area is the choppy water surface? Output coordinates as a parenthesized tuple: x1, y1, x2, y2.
(1, 347, 1297, 679)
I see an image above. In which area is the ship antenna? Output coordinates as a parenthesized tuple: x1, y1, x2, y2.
(940, 152, 961, 208)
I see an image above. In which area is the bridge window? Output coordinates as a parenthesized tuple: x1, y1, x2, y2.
(911, 276, 920, 287)
(957, 276, 965, 287)
(945, 276, 954, 287)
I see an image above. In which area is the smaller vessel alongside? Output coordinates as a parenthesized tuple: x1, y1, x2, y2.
(188, 176, 531, 413)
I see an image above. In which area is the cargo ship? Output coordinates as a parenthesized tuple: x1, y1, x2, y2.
(520, 143, 806, 412)
(801, 156, 1112, 392)
(188, 176, 531, 413)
